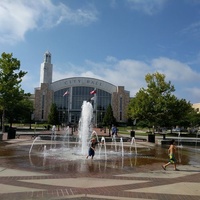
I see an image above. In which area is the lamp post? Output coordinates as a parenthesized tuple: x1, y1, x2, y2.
(67, 106, 69, 124)
(63, 111, 65, 128)
(34, 122, 37, 134)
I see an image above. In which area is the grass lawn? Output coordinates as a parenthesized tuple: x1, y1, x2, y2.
(118, 126, 148, 136)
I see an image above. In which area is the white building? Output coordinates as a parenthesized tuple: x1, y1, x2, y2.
(34, 51, 130, 126)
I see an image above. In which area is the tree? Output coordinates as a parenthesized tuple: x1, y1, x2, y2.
(103, 104, 116, 136)
(128, 72, 193, 131)
(48, 103, 60, 126)
(0, 52, 28, 131)
(6, 98, 33, 126)
(189, 111, 200, 127)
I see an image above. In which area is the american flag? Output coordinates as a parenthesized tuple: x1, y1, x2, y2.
(90, 89, 96, 95)
(63, 91, 69, 96)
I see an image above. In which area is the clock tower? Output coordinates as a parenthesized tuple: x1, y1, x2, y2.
(40, 51, 53, 84)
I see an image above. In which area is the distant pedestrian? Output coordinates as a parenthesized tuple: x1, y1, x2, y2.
(111, 125, 117, 137)
(162, 139, 179, 171)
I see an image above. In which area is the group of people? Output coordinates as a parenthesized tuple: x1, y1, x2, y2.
(53, 125, 180, 171)
(86, 136, 179, 172)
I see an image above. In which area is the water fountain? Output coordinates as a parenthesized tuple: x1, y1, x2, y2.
(28, 100, 141, 163)
(78, 101, 93, 155)
(29, 101, 104, 159)
(29, 136, 41, 154)
(120, 137, 124, 157)
(1, 101, 199, 176)
(130, 137, 137, 155)
(91, 130, 99, 143)
(177, 132, 183, 148)
(99, 137, 107, 159)
(62, 126, 70, 148)
(111, 134, 117, 152)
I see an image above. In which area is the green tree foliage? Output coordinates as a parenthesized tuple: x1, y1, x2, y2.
(48, 103, 60, 126)
(0, 52, 28, 130)
(103, 104, 116, 135)
(128, 72, 194, 129)
(6, 98, 33, 125)
(188, 111, 200, 128)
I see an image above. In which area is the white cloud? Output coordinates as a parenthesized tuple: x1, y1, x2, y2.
(105, 56, 118, 63)
(185, 87, 200, 103)
(151, 57, 200, 82)
(181, 21, 200, 39)
(53, 58, 151, 97)
(53, 56, 200, 103)
(126, 0, 167, 15)
(0, 0, 98, 44)
(0, 0, 38, 44)
(21, 71, 40, 94)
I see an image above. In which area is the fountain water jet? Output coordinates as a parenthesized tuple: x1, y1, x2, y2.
(177, 132, 183, 148)
(130, 137, 137, 155)
(62, 126, 71, 148)
(29, 100, 136, 161)
(29, 136, 41, 154)
(78, 101, 94, 155)
(91, 131, 99, 142)
(120, 137, 124, 157)
(111, 135, 117, 152)
(99, 137, 107, 160)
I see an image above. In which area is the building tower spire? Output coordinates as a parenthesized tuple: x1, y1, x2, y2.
(40, 51, 53, 84)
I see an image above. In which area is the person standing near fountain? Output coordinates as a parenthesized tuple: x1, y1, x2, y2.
(111, 125, 117, 137)
(162, 139, 179, 171)
(86, 138, 99, 159)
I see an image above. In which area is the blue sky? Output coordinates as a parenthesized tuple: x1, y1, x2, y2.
(1, 0, 200, 103)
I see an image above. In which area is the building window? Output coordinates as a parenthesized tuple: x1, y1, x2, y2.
(120, 112, 122, 121)
(41, 94, 45, 120)
(120, 96, 122, 120)
(53, 86, 111, 123)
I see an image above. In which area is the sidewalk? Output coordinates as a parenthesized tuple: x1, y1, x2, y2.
(0, 129, 199, 200)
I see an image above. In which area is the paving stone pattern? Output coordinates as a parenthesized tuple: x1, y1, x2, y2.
(0, 130, 199, 200)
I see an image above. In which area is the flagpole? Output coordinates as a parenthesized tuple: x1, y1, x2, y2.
(63, 90, 70, 125)
(90, 88, 97, 127)
(68, 94, 70, 124)
(95, 93, 97, 127)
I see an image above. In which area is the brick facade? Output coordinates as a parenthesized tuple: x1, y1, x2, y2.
(112, 86, 130, 122)
(34, 83, 53, 121)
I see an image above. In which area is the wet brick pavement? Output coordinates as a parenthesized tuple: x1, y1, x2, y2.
(0, 129, 199, 200)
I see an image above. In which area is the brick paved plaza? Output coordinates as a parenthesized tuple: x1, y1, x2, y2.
(0, 129, 199, 200)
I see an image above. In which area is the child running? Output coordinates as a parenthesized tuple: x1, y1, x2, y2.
(86, 138, 99, 159)
(162, 139, 179, 171)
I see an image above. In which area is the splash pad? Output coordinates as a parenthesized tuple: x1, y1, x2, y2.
(27, 101, 200, 172)
(29, 101, 139, 162)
